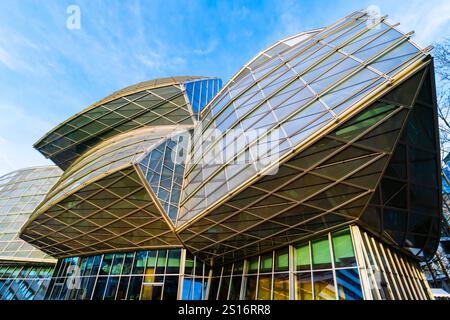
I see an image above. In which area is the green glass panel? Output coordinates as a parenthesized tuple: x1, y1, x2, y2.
(260, 253, 273, 273)
(295, 244, 311, 271)
(312, 237, 332, 269)
(110, 253, 125, 275)
(184, 253, 194, 275)
(145, 251, 157, 269)
(99, 254, 114, 275)
(331, 103, 396, 141)
(332, 228, 357, 267)
(156, 250, 167, 267)
(166, 250, 181, 271)
(248, 257, 259, 273)
(275, 248, 289, 272)
(132, 251, 146, 274)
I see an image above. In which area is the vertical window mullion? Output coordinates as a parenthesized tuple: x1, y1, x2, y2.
(89, 254, 104, 300)
(328, 232, 338, 300)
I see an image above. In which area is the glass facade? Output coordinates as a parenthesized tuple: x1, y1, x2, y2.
(0, 264, 53, 300)
(139, 132, 189, 223)
(0, 166, 61, 263)
(209, 227, 363, 300)
(1, 226, 434, 300)
(42, 248, 212, 300)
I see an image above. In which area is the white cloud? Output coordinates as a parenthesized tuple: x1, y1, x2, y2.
(193, 39, 219, 56)
(389, 0, 450, 46)
(136, 51, 186, 71)
(0, 46, 18, 70)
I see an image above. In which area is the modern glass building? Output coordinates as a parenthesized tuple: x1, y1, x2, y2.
(0, 166, 62, 300)
(0, 10, 443, 300)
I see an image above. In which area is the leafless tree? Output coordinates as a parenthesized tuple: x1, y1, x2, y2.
(434, 38, 450, 160)
(428, 38, 450, 288)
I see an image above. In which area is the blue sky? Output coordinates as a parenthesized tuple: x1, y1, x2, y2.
(0, 0, 449, 175)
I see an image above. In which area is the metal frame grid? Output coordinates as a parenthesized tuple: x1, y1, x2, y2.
(358, 64, 442, 261)
(178, 62, 434, 264)
(139, 131, 189, 223)
(34, 76, 219, 170)
(178, 10, 431, 226)
(0, 167, 61, 263)
(20, 127, 193, 258)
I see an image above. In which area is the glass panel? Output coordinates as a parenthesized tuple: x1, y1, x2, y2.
(166, 250, 181, 274)
(295, 244, 311, 271)
(248, 257, 259, 274)
(110, 253, 125, 275)
(313, 271, 336, 300)
(103, 277, 119, 300)
(99, 254, 113, 276)
(92, 276, 107, 300)
(336, 269, 363, 300)
(228, 275, 242, 300)
(116, 276, 130, 300)
(332, 229, 357, 267)
(295, 272, 313, 300)
(218, 277, 230, 300)
(132, 251, 146, 274)
(244, 275, 257, 300)
(260, 253, 273, 273)
(273, 273, 289, 300)
(312, 237, 332, 269)
(275, 248, 289, 272)
(163, 275, 179, 300)
(257, 274, 272, 300)
(155, 250, 167, 274)
(141, 283, 163, 300)
(127, 276, 143, 300)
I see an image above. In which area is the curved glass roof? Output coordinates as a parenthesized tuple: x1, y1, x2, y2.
(34, 76, 221, 170)
(178, 10, 430, 226)
(36, 125, 192, 214)
(0, 166, 61, 263)
(20, 127, 191, 258)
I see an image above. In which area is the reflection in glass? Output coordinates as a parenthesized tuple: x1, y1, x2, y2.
(336, 269, 363, 300)
(244, 275, 257, 300)
(257, 274, 272, 300)
(273, 273, 289, 300)
(313, 271, 336, 300)
(296, 272, 313, 300)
